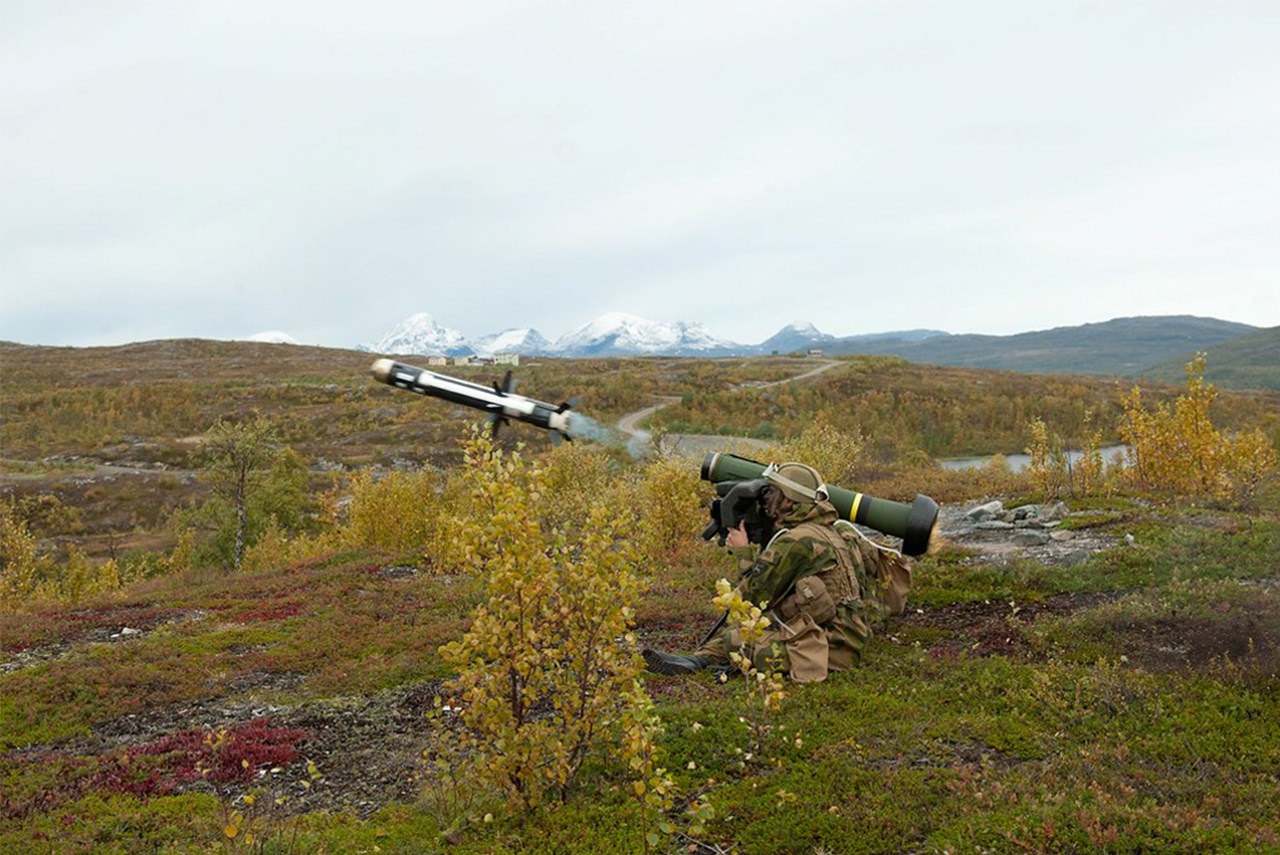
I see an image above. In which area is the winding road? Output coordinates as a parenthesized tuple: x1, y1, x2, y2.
(616, 359, 843, 458)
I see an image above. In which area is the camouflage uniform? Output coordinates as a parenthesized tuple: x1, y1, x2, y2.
(694, 496, 872, 682)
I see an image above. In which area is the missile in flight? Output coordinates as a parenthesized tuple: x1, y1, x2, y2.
(369, 358, 575, 443)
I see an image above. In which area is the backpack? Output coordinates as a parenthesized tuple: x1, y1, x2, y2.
(833, 520, 912, 617)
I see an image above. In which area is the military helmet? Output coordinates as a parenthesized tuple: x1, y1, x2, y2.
(763, 461, 828, 504)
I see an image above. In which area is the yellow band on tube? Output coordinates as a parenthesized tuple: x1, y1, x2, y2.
(849, 492, 864, 522)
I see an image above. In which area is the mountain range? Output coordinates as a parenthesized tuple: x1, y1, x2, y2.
(247, 312, 1276, 390)
(355, 311, 952, 360)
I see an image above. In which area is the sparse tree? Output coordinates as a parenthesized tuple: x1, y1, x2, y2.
(1, 502, 51, 610)
(201, 414, 282, 571)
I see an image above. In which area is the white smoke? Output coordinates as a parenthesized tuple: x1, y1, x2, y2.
(565, 412, 652, 459)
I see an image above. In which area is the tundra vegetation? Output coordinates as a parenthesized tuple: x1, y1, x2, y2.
(1, 340, 1279, 853)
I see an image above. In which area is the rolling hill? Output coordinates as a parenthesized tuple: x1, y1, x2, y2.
(829, 316, 1261, 379)
(1139, 326, 1280, 391)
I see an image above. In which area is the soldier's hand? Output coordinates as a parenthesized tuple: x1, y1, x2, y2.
(726, 521, 750, 548)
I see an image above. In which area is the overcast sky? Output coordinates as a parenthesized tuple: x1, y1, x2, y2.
(2, 0, 1277, 350)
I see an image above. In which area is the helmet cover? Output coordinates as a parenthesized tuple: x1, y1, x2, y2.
(764, 462, 828, 504)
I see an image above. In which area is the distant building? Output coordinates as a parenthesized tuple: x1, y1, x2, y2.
(426, 356, 449, 366)
(452, 356, 471, 366)
(807, 349, 824, 357)
(494, 353, 520, 366)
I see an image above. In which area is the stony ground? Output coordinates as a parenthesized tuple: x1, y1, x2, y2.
(933, 497, 1119, 566)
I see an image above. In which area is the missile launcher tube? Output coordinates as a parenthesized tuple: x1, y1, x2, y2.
(700, 451, 938, 557)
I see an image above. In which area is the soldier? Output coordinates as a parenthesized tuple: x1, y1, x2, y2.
(642, 461, 878, 683)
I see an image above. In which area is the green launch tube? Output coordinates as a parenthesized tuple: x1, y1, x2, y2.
(700, 451, 939, 557)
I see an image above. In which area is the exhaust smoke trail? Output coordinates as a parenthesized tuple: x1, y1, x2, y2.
(565, 412, 652, 459)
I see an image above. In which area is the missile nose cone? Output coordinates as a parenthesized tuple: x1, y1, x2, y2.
(370, 358, 396, 384)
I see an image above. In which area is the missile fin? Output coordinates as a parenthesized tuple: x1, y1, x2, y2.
(492, 370, 518, 398)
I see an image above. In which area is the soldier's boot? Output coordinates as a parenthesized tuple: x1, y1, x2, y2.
(642, 648, 713, 676)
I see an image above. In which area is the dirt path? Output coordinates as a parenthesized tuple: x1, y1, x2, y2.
(616, 396, 680, 437)
(616, 360, 842, 458)
(755, 359, 843, 387)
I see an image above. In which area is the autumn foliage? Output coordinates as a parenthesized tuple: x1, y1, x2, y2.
(435, 430, 656, 811)
(1119, 355, 1276, 505)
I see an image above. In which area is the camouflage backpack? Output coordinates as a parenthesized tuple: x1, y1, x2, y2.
(832, 520, 912, 619)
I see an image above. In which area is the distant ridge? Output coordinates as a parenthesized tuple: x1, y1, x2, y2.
(1140, 325, 1280, 391)
(842, 316, 1259, 375)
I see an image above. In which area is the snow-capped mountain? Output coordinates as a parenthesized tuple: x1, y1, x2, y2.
(472, 327, 552, 356)
(757, 321, 834, 354)
(360, 311, 743, 357)
(361, 313, 470, 356)
(356, 310, 940, 358)
(547, 312, 739, 357)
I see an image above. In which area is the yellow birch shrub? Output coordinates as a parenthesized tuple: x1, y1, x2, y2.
(163, 528, 198, 576)
(635, 456, 705, 562)
(1222, 428, 1279, 505)
(241, 520, 339, 574)
(617, 681, 679, 853)
(539, 442, 615, 534)
(34, 546, 123, 605)
(971, 454, 1025, 498)
(1120, 355, 1276, 504)
(2, 502, 131, 609)
(1025, 416, 1063, 500)
(1072, 411, 1108, 497)
(774, 411, 864, 487)
(1, 506, 52, 611)
(430, 458, 504, 576)
(1026, 412, 1110, 500)
(339, 468, 440, 553)
(437, 431, 651, 811)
